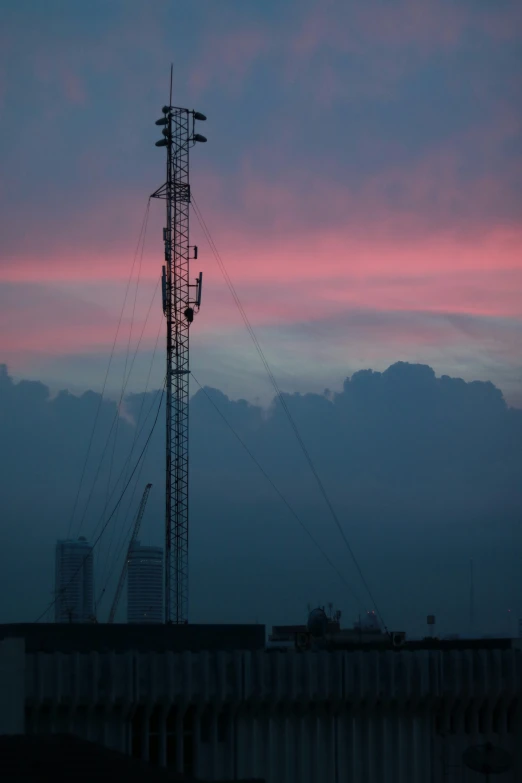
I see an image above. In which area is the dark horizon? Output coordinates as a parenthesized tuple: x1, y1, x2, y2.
(1, 360, 521, 640)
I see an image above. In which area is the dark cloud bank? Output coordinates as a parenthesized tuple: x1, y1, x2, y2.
(1, 361, 521, 638)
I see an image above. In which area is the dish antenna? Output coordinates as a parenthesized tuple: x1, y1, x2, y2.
(463, 743, 512, 781)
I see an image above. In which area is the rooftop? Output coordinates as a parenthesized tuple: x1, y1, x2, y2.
(0, 623, 266, 654)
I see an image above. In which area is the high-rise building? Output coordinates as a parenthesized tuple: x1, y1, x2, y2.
(54, 537, 94, 623)
(127, 541, 163, 623)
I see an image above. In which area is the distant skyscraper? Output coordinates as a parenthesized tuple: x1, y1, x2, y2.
(55, 537, 94, 623)
(127, 541, 163, 623)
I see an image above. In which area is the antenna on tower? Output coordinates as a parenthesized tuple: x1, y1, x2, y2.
(151, 74, 208, 624)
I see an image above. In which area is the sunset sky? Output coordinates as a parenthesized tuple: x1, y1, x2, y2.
(1, 0, 521, 406)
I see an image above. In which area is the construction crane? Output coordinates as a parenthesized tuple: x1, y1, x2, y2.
(107, 483, 153, 624)
(151, 68, 207, 624)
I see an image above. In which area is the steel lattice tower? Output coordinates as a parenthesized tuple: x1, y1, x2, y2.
(152, 98, 206, 624)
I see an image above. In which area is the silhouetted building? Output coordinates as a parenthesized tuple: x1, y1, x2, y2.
(127, 541, 163, 624)
(54, 538, 94, 623)
(1, 629, 521, 781)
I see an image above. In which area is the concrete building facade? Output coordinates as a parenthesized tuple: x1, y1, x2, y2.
(127, 542, 163, 624)
(1, 629, 521, 782)
(54, 538, 94, 623)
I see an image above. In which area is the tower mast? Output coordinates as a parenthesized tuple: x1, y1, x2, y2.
(152, 73, 207, 624)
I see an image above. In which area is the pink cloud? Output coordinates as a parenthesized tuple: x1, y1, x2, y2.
(0, 299, 107, 365)
(3, 221, 521, 309)
(196, 252, 522, 329)
(1, 112, 520, 376)
(0, 189, 162, 282)
(0, 281, 162, 365)
(1, 152, 521, 331)
(323, 268, 522, 320)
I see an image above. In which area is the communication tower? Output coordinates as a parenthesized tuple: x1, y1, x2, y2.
(152, 74, 207, 624)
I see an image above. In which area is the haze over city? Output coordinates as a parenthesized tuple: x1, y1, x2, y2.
(1, 0, 521, 638)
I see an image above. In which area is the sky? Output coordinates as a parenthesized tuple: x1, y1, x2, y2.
(0, 0, 521, 406)
(0, 1, 522, 633)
